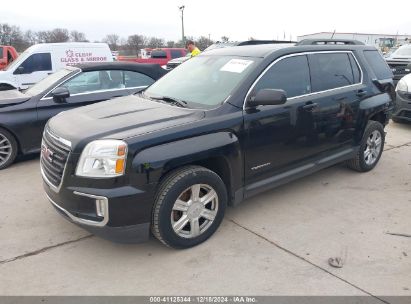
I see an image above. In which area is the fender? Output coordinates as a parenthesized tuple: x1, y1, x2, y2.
(357, 92, 393, 139)
(131, 131, 243, 202)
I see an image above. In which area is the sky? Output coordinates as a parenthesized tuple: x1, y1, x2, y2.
(1, 0, 410, 42)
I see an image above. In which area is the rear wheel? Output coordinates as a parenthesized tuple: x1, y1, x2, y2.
(346, 121, 384, 172)
(0, 128, 18, 170)
(152, 166, 227, 249)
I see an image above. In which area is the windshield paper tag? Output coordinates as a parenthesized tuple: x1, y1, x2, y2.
(220, 59, 253, 73)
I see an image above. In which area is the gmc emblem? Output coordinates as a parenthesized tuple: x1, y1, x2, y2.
(41, 144, 54, 163)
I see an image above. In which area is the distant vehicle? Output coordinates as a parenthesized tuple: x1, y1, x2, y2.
(118, 48, 187, 66)
(0, 46, 18, 71)
(385, 44, 411, 84)
(393, 73, 411, 123)
(0, 62, 167, 169)
(0, 43, 113, 91)
(166, 40, 295, 70)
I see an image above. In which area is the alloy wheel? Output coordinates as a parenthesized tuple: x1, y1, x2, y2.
(0, 133, 12, 167)
(364, 130, 382, 166)
(171, 184, 219, 239)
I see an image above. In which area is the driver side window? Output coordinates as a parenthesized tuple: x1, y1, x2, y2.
(14, 53, 52, 74)
(253, 55, 311, 99)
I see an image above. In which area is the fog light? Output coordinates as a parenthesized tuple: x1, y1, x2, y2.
(96, 199, 106, 217)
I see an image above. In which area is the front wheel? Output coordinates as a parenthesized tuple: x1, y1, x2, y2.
(152, 166, 227, 249)
(346, 121, 385, 172)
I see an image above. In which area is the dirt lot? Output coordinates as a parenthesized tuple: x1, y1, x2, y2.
(0, 122, 410, 298)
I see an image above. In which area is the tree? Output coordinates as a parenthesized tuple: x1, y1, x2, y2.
(221, 36, 229, 42)
(103, 34, 120, 50)
(147, 37, 164, 49)
(195, 36, 213, 50)
(127, 34, 148, 55)
(49, 28, 70, 42)
(24, 30, 37, 45)
(0, 23, 26, 51)
(70, 30, 87, 42)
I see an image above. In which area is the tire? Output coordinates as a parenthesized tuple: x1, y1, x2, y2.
(0, 128, 18, 170)
(346, 121, 385, 172)
(152, 166, 227, 249)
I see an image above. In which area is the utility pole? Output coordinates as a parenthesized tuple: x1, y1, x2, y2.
(179, 5, 185, 45)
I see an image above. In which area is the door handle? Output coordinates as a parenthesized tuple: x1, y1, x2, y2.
(302, 103, 318, 110)
(356, 89, 367, 97)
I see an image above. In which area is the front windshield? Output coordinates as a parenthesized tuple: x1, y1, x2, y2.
(203, 43, 236, 52)
(4, 50, 29, 71)
(392, 46, 411, 57)
(25, 67, 77, 96)
(145, 55, 258, 108)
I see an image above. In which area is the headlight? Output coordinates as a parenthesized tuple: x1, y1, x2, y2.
(396, 78, 409, 93)
(76, 140, 127, 178)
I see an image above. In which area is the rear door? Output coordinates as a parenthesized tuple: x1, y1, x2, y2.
(306, 52, 364, 152)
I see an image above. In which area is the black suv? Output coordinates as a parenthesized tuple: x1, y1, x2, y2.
(42, 42, 394, 248)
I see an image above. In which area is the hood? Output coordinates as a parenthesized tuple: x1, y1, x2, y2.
(0, 89, 30, 107)
(48, 95, 205, 150)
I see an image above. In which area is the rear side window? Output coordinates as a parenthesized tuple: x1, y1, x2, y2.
(170, 50, 182, 59)
(16, 53, 52, 74)
(309, 53, 357, 92)
(253, 55, 311, 98)
(0, 47, 3, 58)
(363, 50, 393, 80)
(124, 71, 154, 87)
(151, 50, 167, 58)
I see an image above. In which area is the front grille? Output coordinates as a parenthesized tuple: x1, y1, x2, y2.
(387, 62, 410, 75)
(41, 130, 71, 189)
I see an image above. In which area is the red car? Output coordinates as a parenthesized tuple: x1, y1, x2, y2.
(118, 48, 187, 66)
(0, 46, 18, 70)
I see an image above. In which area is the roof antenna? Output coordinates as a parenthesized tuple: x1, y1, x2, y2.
(331, 30, 336, 39)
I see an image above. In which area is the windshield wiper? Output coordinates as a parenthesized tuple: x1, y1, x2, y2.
(149, 96, 188, 108)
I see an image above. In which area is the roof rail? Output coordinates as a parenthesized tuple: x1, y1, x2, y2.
(238, 40, 296, 46)
(296, 39, 365, 46)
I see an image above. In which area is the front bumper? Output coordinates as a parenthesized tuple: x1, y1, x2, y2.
(44, 182, 152, 243)
(46, 190, 150, 243)
(392, 92, 411, 122)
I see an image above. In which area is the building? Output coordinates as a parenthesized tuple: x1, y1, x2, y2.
(297, 32, 410, 49)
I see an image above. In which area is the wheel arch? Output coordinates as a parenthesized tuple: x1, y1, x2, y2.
(131, 132, 243, 206)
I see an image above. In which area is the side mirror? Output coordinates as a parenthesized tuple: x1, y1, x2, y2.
(247, 89, 287, 107)
(52, 87, 70, 103)
(15, 66, 25, 74)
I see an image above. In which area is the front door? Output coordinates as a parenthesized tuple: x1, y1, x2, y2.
(15, 53, 52, 89)
(244, 54, 320, 186)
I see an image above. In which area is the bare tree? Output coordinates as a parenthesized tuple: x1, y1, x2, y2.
(221, 36, 229, 42)
(24, 30, 37, 45)
(127, 34, 148, 55)
(49, 28, 70, 42)
(103, 34, 120, 50)
(70, 30, 87, 42)
(147, 37, 165, 49)
(195, 36, 213, 50)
